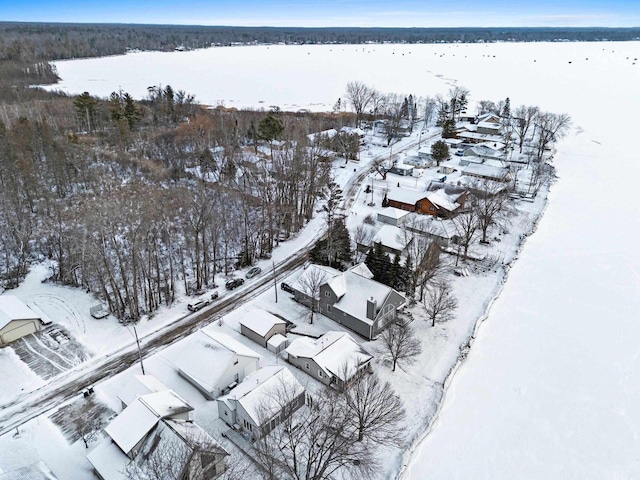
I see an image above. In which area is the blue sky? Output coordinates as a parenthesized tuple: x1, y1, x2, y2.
(1, 0, 639, 27)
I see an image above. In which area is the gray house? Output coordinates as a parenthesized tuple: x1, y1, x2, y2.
(285, 331, 373, 390)
(239, 309, 287, 349)
(318, 269, 406, 340)
(291, 264, 342, 311)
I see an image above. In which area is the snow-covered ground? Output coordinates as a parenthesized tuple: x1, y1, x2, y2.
(9, 40, 638, 479)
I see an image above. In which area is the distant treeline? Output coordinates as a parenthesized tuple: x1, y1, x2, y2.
(1, 22, 639, 64)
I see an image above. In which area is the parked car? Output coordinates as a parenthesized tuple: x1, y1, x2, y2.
(455, 149, 465, 156)
(280, 282, 294, 293)
(211, 291, 219, 300)
(187, 299, 211, 312)
(226, 278, 245, 290)
(246, 267, 262, 279)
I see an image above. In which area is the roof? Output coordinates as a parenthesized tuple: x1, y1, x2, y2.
(86, 439, 128, 480)
(285, 331, 373, 381)
(0, 295, 40, 330)
(218, 366, 304, 425)
(239, 309, 286, 337)
(461, 164, 510, 181)
(348, 263, 374, 279)
(378, 206, 411, 221)
(174, 330, 260, 395)
(0, 462, 59, 480)
(388, 187, 428, 206)
(426, 189, 461, 213)
(267, 333, 288, 349)
(391, 163, 414, 171)
(117, 374, 169, 407)
(139, 390, 192, 418)
(105, 398, 160, 455)
(324, 271, 404, 326)
(373, 224, 410, 253)
(307, 128, 337, 142)
(406, 214, 454, 239)
(456, 131, 504, 143)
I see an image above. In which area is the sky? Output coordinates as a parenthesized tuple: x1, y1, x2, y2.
(1, 0, 639, 28)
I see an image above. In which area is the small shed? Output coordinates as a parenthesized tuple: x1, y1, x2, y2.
(389, 163, 414, 176)
(377, 206, 411, 227)
(0, 296, 43, 347)
(267, 334, 288, 354)
(239, 309, 287, 349)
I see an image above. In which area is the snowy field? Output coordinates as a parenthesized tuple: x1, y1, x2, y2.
(18, 40, 640, 479)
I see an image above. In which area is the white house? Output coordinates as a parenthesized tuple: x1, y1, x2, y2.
(0, 295, 44, 346)
(174, 328, 261, 400)
(377, 206, 411, 226)
(285, 331, 373, 389)
(239, 309, 287, 349)
(88, 390, 228, 480)
(217, 366, 305, 439)
(116, 374, 170, 410)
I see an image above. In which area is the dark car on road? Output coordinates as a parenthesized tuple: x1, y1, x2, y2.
(226, 278, 245, 290)
(280, 282, 294, 293)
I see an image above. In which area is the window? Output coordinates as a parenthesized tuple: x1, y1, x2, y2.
(429, 206, 436, 211)
(324, 291, 330, 297)
(327, 304, 332, 313)
(318, 370, 323, 378)
(234, 359, 239, 365)
(305, 362, 310, 370)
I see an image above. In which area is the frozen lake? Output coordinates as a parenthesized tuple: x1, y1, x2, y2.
(46, 41, 640, 478)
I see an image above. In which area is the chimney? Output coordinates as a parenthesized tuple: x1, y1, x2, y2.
(366, 297, 377, 321)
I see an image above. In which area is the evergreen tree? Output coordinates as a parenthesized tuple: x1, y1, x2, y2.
(73, 91, 98, 133)
(258, 113, 284, 141)
(431, 140, 451, 165)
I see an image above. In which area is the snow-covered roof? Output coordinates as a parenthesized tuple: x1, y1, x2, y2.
(392, 163, 414, 171)
(200, 328, 263, 359)
(323, 271, 403, 326)
(174, 330, 261, 395)
(388, 187, 428, 206)
(267, 333, 288, 349)
(444, 138, 464, 145)
(461, 164, 510, 181)
(285, 331, 373, 381)
(348, 263, 374, 279)
(86, 439, 128, 480)
(239, 309, 286, 337)
(406, 214, 454, 239)
(477, 141, 505, 150)
(466, 145, 503, 159)
(373, 224, 410, 253)
(457, 131, 504, 143)
(105, 398, 160, 455)
(139, 390, 192, 418)
(0, 295, 40, 329)
(340, 126, 365, 136)
(427, 189, 461, 212)
(117, 374, 169, 408)
(378, 206, 411, 221)
(218, 366, 304, 425)
(0, 462, 59, 480)
(307, 128, 337, 142)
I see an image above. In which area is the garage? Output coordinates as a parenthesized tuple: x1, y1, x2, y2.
(0, 295, 42, 347)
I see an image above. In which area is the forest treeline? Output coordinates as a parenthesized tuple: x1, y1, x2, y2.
(0, 77, 357, 321)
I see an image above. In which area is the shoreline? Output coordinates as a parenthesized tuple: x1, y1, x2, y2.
(393, 175, 554, 480)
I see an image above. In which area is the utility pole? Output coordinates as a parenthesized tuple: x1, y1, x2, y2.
(133, 326, 145, 375)
(272, 260, 278, 303)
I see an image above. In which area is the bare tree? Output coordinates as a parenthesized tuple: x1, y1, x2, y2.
(353, 224, 375, 262)
(345, 81, 374, 127)
(423, 281, 458, 327)
(470, 179, 513, 243)
(342, 370, 406, 444)
(451, 210, 479, 262)
(124, 421, 229, 480)
(534, 111, 571, 160)
(448, 86, 470, 121)
(297, 267, 328, 324)
(422, 96, 437, 128)
(512, 105, 539, 153)
(253, 390, 378, 480)
(380, 319, 422, 372)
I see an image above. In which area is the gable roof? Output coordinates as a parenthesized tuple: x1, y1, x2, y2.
(378, 206, 411, 221)
(372, 224, 410, 253)
(426, 189, 461, 213)
(239, 309, 286, 337)
(348, 263, 374, 279)
(293, 264, 341, 299)
(285, 331, 372, 381)
(174, 330, 261, 395)
(325, 271, 404, 325)
(117, 374, 169, 408)
(218, 366, 304, 425)
(460, 164, 510, 181)
(105, 398, 160, 455)
(0, 295, 40, 330)
(388, 188, 428, 206)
